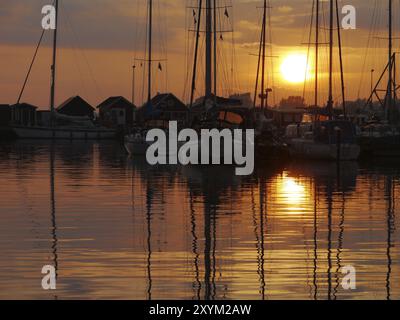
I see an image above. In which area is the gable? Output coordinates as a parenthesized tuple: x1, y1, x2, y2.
(152, 94, 187, 111)
(97, 97, 136, 111)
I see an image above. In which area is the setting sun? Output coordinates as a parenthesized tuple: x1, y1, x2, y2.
(280, 54, 311, 84)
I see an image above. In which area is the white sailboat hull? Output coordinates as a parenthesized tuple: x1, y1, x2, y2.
(124, 139, 150, 155)
(124, 134, 182, 157)
(12, 126, 116, 140)
(289, 139, 360, 161)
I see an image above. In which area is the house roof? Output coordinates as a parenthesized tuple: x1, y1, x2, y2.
(11, 103, 38, 110)
(97, 96, 136, 110)
(137, 93, 187, 117)
(148, 93, 187, 110)
(57, 96, 94, 112)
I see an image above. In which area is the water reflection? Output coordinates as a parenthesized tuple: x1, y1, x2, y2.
(0, 141, 398, 300)
(49, 142, 58, 298)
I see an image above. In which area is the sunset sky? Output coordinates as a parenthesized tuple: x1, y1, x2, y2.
(0, 0, 399, 109)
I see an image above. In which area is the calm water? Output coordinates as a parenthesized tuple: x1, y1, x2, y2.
(0, 141, 399, 300)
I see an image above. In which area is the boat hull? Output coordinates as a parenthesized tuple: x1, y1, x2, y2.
(358, 136, 400, 158)
(289, 139, 360, 161)
(11, 126, 116, 140)
(124, 140, 150, 156)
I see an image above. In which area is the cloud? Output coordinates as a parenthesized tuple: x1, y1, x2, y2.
(0, 0, 396, 106)
(277, 6, 293, 14)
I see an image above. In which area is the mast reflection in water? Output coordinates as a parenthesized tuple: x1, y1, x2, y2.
(0, 141, 398, 300)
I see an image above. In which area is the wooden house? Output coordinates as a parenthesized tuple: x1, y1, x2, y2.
(97, 96, 137, 128)
(10, 103, 38, 127)
(57, 96, 95, 119)
(137, 93, 188, 126)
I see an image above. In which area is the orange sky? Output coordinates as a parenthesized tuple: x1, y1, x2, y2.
(0, 0, 399, 109)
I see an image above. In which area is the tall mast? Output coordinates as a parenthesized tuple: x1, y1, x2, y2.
(315, 0, 319, 108)
(327, 0, 334, 120)
(387, 0, 393, 120)
(50, 0, 59, 122)
(213, 0, 217, 102)
(205, 0, 212, 98)
(189, 0, 203, 108)
(336, 0, 346, 117)
(147, 0, 153, 104)
(260, 0, 267, 110)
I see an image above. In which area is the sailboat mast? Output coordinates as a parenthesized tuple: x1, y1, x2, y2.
(50, 0, 59, 121)
(190, 0, 203, 108)
(388, 0, 393, 118)
(315, 0, 319, 109)
(327, 0, 334, 119)
(260, 0, 267, 110)
(205, 0, 212, 98)
(213, 0, 217, 101)
(148, 0, 153, 104)
(336, 0, 346, 117)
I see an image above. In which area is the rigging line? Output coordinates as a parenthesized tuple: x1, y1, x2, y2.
(62, 3, 96, 98)
(17, 0, 57, 104)
(141, 0, 149, 106)
(17, 29, 46, 104)
(303, 0, 315, 103)
(57, 2, 88, 99)
(358, 0, 378, 99)
(267, 0, 275, 106)
(253, 7, 264, 109)
(186, 0, 199, 102)
(190, 0, 203, 108)
(229, 1, 240, 92)
(183, 0, 190, 101)
(219, 5, 230, 95)
(228, 0, 239, 93)
(336, 0, 346, 116)
(158, 0, 169, 93)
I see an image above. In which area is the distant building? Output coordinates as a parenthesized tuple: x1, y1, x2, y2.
(267, 107, 304, 128)
(266, 96, 306, 128)
(97, 96, 137, 128)
(137, 93, 188, 125)
(57, 96, 95, 119)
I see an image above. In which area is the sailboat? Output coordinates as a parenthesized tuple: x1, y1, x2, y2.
(286, 0, 360, 161)
(125, 0, 170, 155)
(358, 0, 400, 158)
(252, 0, 288, 159)
(11, 0, 115, 140)
(186, 0, 287, 161)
